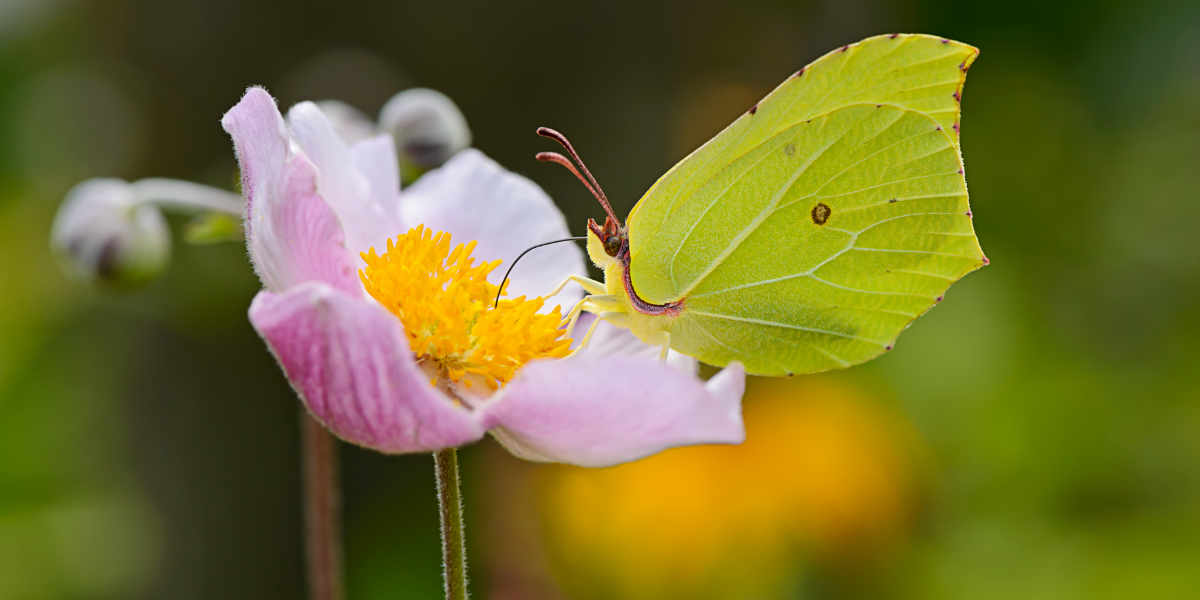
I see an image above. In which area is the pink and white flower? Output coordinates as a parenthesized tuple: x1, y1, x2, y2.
(222, 87, 744, 467)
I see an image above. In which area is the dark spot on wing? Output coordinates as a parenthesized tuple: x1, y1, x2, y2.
(795, 67, 805, 78)
(784, 143, 796, 157)
(748, 103, 758, 115)
(811, 203, 831, 225)
(888, 198, 897, 203)
(888, 33, 900, 39)
(840, 45, 849, 52)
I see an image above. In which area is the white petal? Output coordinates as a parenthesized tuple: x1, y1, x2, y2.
(482, 355, 745, 467)
(570, 313, 698, 375)
(315, 100, 377, 144)
(351, 135, 403, 218)
(401, 149, 585, 311)
(286, 102, 403, 255)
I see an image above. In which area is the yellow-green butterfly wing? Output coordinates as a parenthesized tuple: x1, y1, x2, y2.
(625, 34, 985, 376)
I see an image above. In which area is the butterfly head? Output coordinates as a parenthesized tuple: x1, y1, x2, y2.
(584, 216, 623, 270)
(588, 215, 625, 258)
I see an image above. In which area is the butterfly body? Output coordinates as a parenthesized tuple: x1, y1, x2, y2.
(558, 34, 986, 376)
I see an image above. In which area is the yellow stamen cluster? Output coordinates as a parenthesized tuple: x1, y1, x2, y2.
(359, 225, 572, 390)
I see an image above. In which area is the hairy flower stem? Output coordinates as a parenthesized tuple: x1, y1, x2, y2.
(435, 448, 469, 599)
(301, 411, 344, 600)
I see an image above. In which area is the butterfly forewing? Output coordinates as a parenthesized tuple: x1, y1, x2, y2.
(627, 34, 977, 303)
(624, 34, 984, 376)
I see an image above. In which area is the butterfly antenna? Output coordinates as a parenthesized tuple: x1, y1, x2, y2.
(535, 151, 605, 209)
(494, 236, 587, 308)
(536, 127, 622, 228)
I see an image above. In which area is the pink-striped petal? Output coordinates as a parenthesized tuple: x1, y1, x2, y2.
(286, 102, 403, 256)
(249, 281, 487, 453)
(480, 355, 746, 467)
(221, 88, 359, 293)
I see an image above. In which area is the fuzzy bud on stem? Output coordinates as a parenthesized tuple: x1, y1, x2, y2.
(379, 88, 471, 181)
(50, 177, 242, 288)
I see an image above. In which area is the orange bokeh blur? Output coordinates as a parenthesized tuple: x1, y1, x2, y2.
(515, 376, 924, 599)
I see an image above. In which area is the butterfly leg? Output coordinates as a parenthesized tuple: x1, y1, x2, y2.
(560, 293, 616, 331)
(559, 297, 585, 331)
(544, 274, 606, 298)
(565, 296, 627, 356)
(576, 311, 605, 350)
(560, 298, 592, 336)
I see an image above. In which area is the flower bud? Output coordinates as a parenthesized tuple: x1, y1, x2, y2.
(51, 178, 169, 287)
(378, 88, 471, 179)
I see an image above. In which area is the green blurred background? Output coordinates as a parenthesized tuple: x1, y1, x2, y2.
(2, 0, 1199, 598)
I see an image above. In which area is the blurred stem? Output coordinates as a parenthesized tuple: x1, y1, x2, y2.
(128, 178, 243, 215)
(435, 448, 469, 600)
(301, 411, 344, 600)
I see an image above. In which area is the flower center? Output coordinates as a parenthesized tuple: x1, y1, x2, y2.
(359, 225, 572, 391)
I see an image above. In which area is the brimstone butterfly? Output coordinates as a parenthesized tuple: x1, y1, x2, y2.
(539, 33, 986, 376)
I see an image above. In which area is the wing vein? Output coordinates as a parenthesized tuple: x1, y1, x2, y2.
(690, 317, 804, 373)
(666, 133, 793, 288)
(881, 140, 955, 174)
(891, 268, 956, 281)
(812, 171, 963, 202)
(837, 190, 965, 214)
(686, 206, 969, 299)
(690, 310, 888, 346)
(851, 247, 975, 258)
(805, 274, 937, 299)
(850, 210, 965, 235)
(775, 110, 920, 210)
(802, 37, 915, 118)
(852, 77, 963, 99)
(657, 120, 760, 230)
(674, 110, 869, 297)
(887, 52, 966, 71)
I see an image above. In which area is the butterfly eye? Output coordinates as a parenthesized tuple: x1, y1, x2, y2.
(604, 236, 622, 256)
